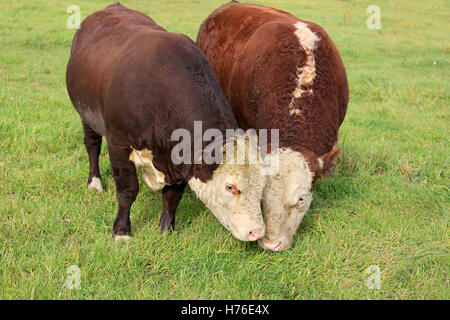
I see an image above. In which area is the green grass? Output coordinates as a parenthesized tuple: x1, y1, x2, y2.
(0, 0, 448, 299)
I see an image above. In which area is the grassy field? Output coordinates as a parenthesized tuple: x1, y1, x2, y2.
(0, 0, 448, 299)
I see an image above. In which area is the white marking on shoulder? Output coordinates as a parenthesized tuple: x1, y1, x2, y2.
(288, 21, 320, 116)
(88, 176, 103, 193)
(129, 148, 167, 191)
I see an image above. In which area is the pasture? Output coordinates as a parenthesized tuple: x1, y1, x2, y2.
(0, 0, 448, 299)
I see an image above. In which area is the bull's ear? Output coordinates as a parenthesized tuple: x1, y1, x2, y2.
(317, 147, 340, 179)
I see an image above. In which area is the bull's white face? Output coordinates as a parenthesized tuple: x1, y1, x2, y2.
(188, 136, 266, 241)
(259, 149, 314, 251)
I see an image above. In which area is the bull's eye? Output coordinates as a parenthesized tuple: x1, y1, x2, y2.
(225, 183, 239, 195)
(297, 197, 305, 205)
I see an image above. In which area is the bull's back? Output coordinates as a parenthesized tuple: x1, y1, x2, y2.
(67, 4, 238, 155)
(66, 4, 165, 135)
(197, 2, 294, 96)
(197, 2, 349, 156)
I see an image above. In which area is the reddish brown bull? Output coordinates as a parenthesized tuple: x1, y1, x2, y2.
(66, 3, 266, 242)
(197, 1, 349, 251)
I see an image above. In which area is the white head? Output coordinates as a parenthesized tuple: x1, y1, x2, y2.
(188, 135, 267, 241)
(259, 147, 340, 251)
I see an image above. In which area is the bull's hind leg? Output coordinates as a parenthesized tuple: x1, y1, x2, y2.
(159, 182, 187, 232)
(107, 142, 139, 241)
(83, 122, 103, 193)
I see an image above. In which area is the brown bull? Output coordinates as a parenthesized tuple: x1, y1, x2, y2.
(197, 1, 349, 251)
(66, 4, 266, 242)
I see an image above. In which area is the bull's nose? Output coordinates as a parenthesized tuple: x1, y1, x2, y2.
(260, 240, 282, 252)
(248, 231, 265, 241)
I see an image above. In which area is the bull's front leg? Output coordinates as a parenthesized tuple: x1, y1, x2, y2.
(82, 122, 103, 193)
(107, 142, 139, 241)
(159, 182, 187, 232)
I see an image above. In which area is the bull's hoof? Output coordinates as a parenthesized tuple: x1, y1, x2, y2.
(112, 226, 131, 243)
(113, 234, 131, 243)
(88, 176, 103, 193)
(158, 217, 175, 233)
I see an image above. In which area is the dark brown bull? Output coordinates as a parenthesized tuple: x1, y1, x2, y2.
(197, 1, 349, 251)
(66, 3, 266, 242)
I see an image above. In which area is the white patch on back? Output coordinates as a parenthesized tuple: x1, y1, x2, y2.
(88, 176, 103, 193)
(129, 148, 167, 191)
(288, 21, 320, 116)
(318, 157, 324, 170)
